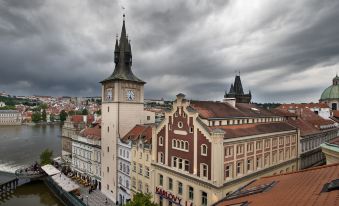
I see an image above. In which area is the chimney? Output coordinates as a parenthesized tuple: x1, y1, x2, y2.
(223, 98, 236, 108)
(83, 115, 87, 124)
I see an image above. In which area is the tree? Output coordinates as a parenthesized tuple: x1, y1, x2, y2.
(60, 110, 68, 122)
(42, 109, 47, 122)
(40, 103, 48, 110)
(40, 149, 53, 166)
(96, 109, 101, 115)
(50, 114, 55, 122)
(32, 111, 42, 123)
(81, 108, 88, 115)
(125, 193, 158, 206)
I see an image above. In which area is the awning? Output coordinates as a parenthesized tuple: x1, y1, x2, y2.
(41, 164, 61, 176)
(51, 173, 80, 192)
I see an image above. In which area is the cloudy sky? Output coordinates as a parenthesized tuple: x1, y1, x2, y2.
(1, 0, 339, 103)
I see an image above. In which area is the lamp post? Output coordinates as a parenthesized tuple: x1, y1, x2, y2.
(86, 195, 89, 206)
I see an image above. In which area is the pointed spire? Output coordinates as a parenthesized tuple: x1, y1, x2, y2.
(101, 14, 144, 84)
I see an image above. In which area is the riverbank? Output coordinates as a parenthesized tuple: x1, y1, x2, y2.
(0, 125, 62, 205)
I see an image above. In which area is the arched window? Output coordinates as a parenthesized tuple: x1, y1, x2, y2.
(332, 103, 337, 110)
(178, 121, 183, 128)
(201, 144, 208, 156)
(159, 136, 163, 146)
(172, 139, 176, 148)
(181, 140, 185, 149)
(159, 152, 164, 164)
(185, 141, 189, 150)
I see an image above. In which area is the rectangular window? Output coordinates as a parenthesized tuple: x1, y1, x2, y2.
(256, 141, 262, 150)
(236, 161, 242, 175)
(189, 186, 194, 200)
(145, 167, 150, 178)
(201, 191, 208, 206)
(178, 159, 183, 170)
(168, 178, 173, 190)
(247, 159, 253, 171)
(178, 182, 183, 195)
(185, 160, 190, 171)
(225, 147, 233, 157)
(159, 174, 163, 186)
(225, 164, 232, 179)
(139, 164, 143, 175)
(201, 164, 208, 178)
(265, 139, 270, 148)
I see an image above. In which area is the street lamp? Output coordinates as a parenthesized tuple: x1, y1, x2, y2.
(86, 195, 89, 206)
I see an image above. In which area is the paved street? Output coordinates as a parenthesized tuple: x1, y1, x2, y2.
(79, 186, 117, 206)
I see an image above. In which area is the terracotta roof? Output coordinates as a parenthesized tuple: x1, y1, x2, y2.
(287, 119, 319, 136)
(210, 122, 296, 139)
(70, 115, 94, 124)
(332, 111, 339, 118)
(215, 163, 339, 206)
(189, 101, 276, 119)
(278, 103, 330, 110)
(123, 124, 153, 143)
(79, 125, 101, 140)
(270, 108, 298, 117)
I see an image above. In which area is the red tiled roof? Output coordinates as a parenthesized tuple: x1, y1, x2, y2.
(278, 103, 330, 110)
(79, 125, 101, 140)
(123, 124, 153, 143)
(270, 108, 298, 117)
(189, 101, 276, 119)
(71, 115, 84, 123)
(210, 122, 296, 139)
(333, 111, 339, 118)
(215, 163, 339, 206)
(287, 119, 319, 136)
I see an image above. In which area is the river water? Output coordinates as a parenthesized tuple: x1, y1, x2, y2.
(0, 125, 63, 206)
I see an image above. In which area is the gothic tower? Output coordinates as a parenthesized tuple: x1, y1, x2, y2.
(224, 74, 251, 103)
(100, 15, 145, 202)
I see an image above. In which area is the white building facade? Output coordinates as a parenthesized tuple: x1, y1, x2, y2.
(71, 126, 102, 189)
(0, 110, 22, 125)
(118, 139, 132, 205)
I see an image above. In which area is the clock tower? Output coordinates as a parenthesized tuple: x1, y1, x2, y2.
(100, 15, 145, 203)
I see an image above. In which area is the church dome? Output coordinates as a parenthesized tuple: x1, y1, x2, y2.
(320, 75, 339, 101)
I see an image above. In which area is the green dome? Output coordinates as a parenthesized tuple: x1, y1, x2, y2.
(321, 85, 339, 100)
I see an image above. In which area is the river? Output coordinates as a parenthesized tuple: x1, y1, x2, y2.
(0, 125, 63, 206)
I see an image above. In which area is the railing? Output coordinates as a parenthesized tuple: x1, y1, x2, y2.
(0, 178, 19, 200)
(44, 176, 86, 206)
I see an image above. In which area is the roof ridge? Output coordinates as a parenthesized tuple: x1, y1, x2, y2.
(261, 163, 339, 179)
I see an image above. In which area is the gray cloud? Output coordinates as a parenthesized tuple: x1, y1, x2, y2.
(0, 0, 338, 102)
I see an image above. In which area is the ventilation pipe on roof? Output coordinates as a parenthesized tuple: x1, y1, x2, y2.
(223, 98, 236, 108)
(83, 115, 87, 124)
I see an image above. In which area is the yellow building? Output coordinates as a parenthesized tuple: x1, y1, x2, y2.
(123, 124, 155, 199)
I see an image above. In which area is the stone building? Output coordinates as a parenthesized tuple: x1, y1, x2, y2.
(61, 115, 93, 164)
(276, 107, 338, 169)
(224, 75, 251, 103)
(320, 75, 339, 110)
(0, 110, 22, 125)
(71, 124, 102, 189)
(321, 137, 339, 164)
(149, 94, 298, 206)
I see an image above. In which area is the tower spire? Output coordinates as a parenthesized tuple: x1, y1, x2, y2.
(101, 14, 144, 84)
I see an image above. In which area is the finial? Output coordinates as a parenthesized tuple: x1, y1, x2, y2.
(122, 6, 125, 21)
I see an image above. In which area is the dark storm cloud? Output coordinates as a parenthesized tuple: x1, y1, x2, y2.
(0, 0, 339, 102)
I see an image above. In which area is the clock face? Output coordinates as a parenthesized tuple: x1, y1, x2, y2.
(127, 90, 135, 101)
(106, 89, 112, 101)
